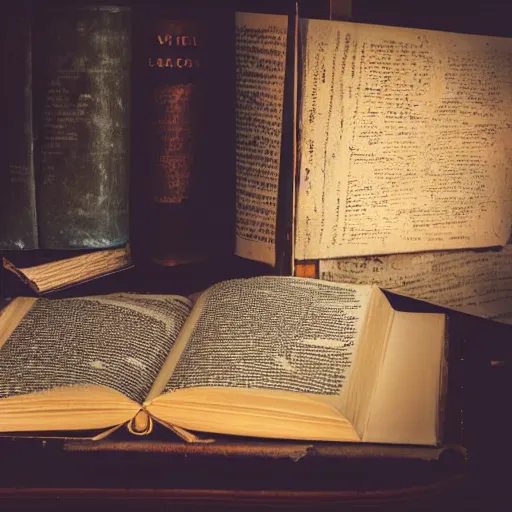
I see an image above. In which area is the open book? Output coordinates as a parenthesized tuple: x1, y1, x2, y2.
(0, 276, 446, 445)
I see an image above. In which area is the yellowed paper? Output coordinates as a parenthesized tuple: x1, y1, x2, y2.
(297, 19, 512, 259)
(320, 246, 512, 322)
(235, 12, 288, 266)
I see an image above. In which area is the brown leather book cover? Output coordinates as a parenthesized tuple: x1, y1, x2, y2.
(130, 4, 234, 267)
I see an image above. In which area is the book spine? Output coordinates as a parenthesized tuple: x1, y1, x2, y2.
(131, 7, 237, 267)
(132, 15, 205, 264)
(148, 22, 200, 208)
(33, 6, 131, 250)
(0, 7, 38, 250)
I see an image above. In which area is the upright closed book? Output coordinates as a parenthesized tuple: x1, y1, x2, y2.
(131, 6, 234, 266)
(1, 5, 131, 251)
(0, 5, 37, 250)
(32, 5, 131, 249)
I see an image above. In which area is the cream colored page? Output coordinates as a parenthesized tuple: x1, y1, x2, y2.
(0, 298, 38, 350)
(147, 277, 372, 408)
(363, 311, 445, 445)
(496, 313, 512, 325)
(320, 245, 512, 322)
(235, 13, 288, 266)
(0, 294, 191, 405)
(296, 19, 512, 259)
(144, 291, 207, 402)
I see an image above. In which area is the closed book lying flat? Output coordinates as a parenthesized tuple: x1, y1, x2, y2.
(2, 246, 132, 295)
(0, 276, 446, 445)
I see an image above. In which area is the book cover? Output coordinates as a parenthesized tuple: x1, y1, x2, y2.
(32, 5, 131, 249)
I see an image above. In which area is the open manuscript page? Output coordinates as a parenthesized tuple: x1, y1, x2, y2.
(235, 13, 288, 266)
(296, 19, 512, 259)
(0, 294, 191, 405)
(320, 245, 512, 324)
(147, 277, 372, 410)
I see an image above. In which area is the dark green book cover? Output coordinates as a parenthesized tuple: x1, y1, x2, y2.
(0, 6, 38, 250)
(33, 5, 131, 249)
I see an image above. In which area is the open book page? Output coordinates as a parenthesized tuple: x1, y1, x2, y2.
(235, 13, 288, 266)
(0, 294, 191, 404)
(148, 277, 372, 410)
(363, 311, 445, 445)
(296, 19, 512, 259)
(319, 245, 512, 323)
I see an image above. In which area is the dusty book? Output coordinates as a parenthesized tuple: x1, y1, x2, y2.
(1, 6, 292, 267)
(1, 5, 131, 250)
(130, 6, 232, 266)
(0, 276, 446, 445)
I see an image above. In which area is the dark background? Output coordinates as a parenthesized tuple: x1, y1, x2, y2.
(1, 1, 512, 509)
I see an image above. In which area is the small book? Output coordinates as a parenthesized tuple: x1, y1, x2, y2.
(0, 276, 446, 445)
(2, 246, 132, 295)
